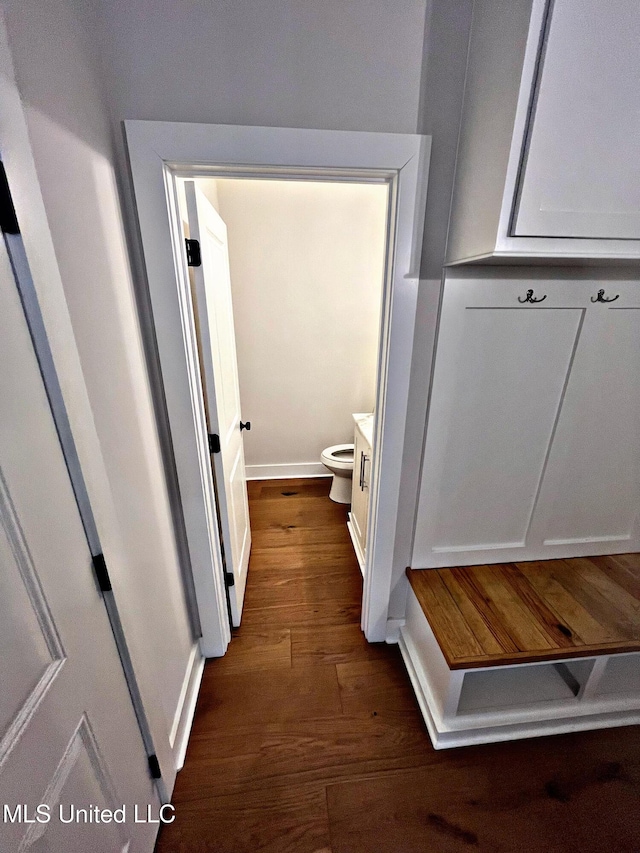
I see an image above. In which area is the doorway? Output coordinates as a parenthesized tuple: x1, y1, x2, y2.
(176, 175, 389, 626)
(125, 122, 431, 651)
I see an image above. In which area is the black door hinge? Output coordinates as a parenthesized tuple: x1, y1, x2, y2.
(147, 754, 162, 780)
(0, 162, 20, 235)
(208, 433, 221, 454)
(224, 571, 235, 588)
(92, 553, 112, 592)
(185, 238, 201, 267)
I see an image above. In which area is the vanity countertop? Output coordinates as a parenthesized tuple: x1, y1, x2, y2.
(352, 412, 374, 448)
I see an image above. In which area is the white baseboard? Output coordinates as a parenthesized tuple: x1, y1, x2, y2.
(170, 643, 205, 771)
(246, 462, 330, 480)
(385, 618, 405, 644)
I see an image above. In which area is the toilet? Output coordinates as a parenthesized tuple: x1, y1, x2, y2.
(320, 444, 355, 504)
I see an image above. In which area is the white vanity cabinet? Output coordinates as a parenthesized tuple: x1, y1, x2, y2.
(348, 413, 373, 575)
(447, 0, 640, 264)
(412, 272, 640, 568)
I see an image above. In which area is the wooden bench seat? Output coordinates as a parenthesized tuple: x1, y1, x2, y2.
(406, 555, 640, 670)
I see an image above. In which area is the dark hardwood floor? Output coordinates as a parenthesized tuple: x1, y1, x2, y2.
(155, 478, 640, 853)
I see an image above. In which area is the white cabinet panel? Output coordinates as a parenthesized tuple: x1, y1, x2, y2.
(413, 275, 640, 568)
(348, 415, 373, 574)
(514, 0, 640, 240)
(413, 278, 583, 564)
(446, 0, 640, 263)
(351, 430, 368, 544)
(530, 285, 640, 547)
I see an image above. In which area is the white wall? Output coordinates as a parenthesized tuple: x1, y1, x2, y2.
(201, 178, 387, 477)
(85, 0, 473, 622)
(7, 0, 473, 639)
(3, 0, 198, 783)
(90, 0, 428, 134)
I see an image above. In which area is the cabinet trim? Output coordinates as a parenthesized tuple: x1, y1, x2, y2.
(509, 0, 554, 238)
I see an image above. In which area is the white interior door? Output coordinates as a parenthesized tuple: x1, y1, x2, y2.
(0, 239, 159, 851)
(185, 182, 251, 627)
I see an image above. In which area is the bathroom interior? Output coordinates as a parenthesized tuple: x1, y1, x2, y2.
(178, 175, 389, 576)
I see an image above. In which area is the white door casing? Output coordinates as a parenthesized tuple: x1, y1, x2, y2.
(185, 183, 251, 626)
(125, 122, 430, 644)
(0, 238, 159, 852)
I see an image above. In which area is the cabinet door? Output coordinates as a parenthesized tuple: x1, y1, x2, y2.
(350, 427, 370, 554)
(513, 0, 640, 240)
(528, 283, 640, 550)
(412, 276, 585, 568)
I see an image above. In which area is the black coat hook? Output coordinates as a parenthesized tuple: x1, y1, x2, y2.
(518, 289, 547, 304)
(591, 289, 619, 303)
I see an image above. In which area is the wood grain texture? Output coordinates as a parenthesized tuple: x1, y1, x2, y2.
(291, 623, 389, 668)
(156, 481, 640, 852)
(206, 627, 291, 675)
(157, 783, 332, 853)
(336, 658, 422, 716)
(177, 714, 433, 800)
(408, 556, 640, 669)
(326, 727, 640, 853)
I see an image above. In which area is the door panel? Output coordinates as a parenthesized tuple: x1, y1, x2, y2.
(0, 238, 158, 853)
(0, 486, 65, 759)
(21, 718, 130, 853)
(228, 448, 251, 613)
(185, 183, 251, 626)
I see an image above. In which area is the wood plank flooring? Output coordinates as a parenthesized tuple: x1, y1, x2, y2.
(407, 556, 640, 668)
(155, 479, 640, 853)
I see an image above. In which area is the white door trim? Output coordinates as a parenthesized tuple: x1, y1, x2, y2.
(125, 121, 431, 643)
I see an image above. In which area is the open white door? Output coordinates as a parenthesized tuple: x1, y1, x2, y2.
(185, 183, 251, 627)
(0, 240, 160, 851)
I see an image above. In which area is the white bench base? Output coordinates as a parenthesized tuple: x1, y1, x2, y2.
(399, 586, 640, 749)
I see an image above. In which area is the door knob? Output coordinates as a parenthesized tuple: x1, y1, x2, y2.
(240, 421, 251, 432)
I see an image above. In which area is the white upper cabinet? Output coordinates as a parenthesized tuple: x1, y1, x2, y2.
(514, 0, 640, 241)
(447, 0, 640, 263)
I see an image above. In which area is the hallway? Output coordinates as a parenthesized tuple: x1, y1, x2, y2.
(155, 479, 640, 853)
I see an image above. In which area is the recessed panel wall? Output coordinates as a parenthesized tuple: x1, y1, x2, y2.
(413, 277, 582, 562)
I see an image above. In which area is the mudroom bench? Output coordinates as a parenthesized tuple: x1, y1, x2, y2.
(400, 560, 640, 748)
